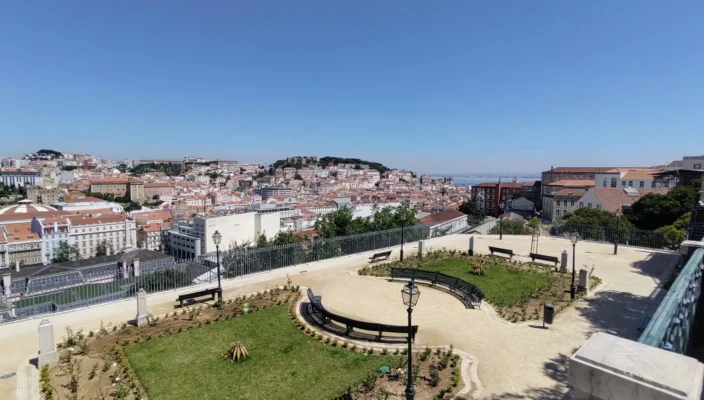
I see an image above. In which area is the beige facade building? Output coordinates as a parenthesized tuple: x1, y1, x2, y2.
(89, 178, 145, 202)
(26, 186, 64, 205)
(0, 223, 43, 268)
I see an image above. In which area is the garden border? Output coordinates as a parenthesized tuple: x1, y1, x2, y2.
(293, 286, 485, 399)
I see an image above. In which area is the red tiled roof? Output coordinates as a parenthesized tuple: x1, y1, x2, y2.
(591, 188, 671, 213)
(548, 180, 594, 187)
(420, 209, 465, 226)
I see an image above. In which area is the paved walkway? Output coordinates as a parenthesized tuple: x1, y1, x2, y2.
(0, 234, 678, 399)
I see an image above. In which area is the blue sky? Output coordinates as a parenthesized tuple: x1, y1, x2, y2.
(1, 1, 702, 174)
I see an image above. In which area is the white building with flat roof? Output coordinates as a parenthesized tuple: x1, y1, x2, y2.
(169, 211, 281, 259)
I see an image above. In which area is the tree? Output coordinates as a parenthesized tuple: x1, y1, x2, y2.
(52, 241, 81, 263)
(294, 174, 303, 180)
(315, 205, 418, 238)
(624, 182, 699, 230)
(655, 225, 686, 250)
(458, 200, 484, 225)
(489, 219, 532, 235)
(95, 240, 113, 257)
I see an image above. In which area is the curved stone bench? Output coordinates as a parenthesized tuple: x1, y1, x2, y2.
(303, 288, 418, 343)
(390, 268, 485, 308)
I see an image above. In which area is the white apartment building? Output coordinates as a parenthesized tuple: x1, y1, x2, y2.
(51, 196, 124, 213)
(1, 168, 43, 187)
(169, 211, 281, 259)
(30, 214, 137, 263)
(594, 168, 674, 190)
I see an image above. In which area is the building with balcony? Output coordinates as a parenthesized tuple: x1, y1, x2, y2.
(0, 168, 43, 188)
(25, 186, 64, 205)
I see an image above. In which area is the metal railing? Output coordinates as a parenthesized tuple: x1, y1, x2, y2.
(639, 245, 704, 353)
(551, 222, 675, 250)
(0, 225, 433, 324)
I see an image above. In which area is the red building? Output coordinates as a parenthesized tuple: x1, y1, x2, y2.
(471, 182, 524, 217)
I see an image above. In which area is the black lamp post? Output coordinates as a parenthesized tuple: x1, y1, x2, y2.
(401, 280, 420, 400)
(613, 209, 621, 255)
(499, 202, 505, 240)
(569, 231, 579, 299)
(212, 230, 223, 302)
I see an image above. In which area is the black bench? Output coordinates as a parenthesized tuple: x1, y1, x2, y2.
(529, 252, 559, 266)
(306, 288, 418, 342)
(369, 250, 392, 263)
(488, 246, 514, 259)
(390, 268, 484, 308)
(177, 287, 221, 308)
(637, 316, 652, 332)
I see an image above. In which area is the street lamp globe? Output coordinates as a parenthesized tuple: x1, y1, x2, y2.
(401, 281, 421, 308)
(212, 230, 222, 246)
(569, 231, 579, 245)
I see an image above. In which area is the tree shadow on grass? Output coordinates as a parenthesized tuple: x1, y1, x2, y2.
(475, 349, 576, 400)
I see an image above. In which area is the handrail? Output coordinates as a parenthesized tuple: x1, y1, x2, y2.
(638, 247, 704, 353)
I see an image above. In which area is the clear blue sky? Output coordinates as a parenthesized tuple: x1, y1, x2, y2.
(1, 1, 702, 174)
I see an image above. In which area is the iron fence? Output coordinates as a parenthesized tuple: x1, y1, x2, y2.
(550, 222, 675, 250)
(639, 246, 704, 353)
(0, 225, 433, 324)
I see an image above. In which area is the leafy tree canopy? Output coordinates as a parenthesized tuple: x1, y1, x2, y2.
(37, 149, 62, 157)
(624, 182, 699, 230)
(52, 241, 81, 263)
(562, 207, 633, 229)
(458, 200, 484, 225)
(489, 219, 532, 235)
(315, 205, 418, 238)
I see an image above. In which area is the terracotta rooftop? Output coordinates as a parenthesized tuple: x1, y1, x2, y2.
(548, 180, 595, 187)
(420, 209, 466, 226)
(590, 188, 672, 213)
(554, 188, 587, 198)
(0, 223, 40, 242)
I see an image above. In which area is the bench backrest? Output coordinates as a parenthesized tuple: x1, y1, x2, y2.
(489, 246, 512, 254)
(309, 289, 417, 334)
(391, 267, 484, 301)
(530, 253, 557, 261)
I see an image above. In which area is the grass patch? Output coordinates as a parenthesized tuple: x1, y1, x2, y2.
(419, 258, 555, 307)
(124, 305, 394, 400)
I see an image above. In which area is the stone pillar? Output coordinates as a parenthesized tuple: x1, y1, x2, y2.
(38, 319, 58, 365)
(2, 273, 11, 297)
(569, 332, 704, 400)
(135, 289, 148, 327)
(133, 258, 140, 277)
(578, 268, 589, 291)
(417, 241, 425, 258)
(560, 251, 568, 273)
(469, 236, 475, 256)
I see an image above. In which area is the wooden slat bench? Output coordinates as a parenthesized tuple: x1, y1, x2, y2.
(177, 287, 221, 308)
(369, 250, 392, 263)
(488, 246, 514, 259)
(529, 252, 559, 266)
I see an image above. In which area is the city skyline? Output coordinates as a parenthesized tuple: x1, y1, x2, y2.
(1, 2, 702, 172)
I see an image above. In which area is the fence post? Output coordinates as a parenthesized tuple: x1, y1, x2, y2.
(469, 236, 475, 256)
(38, 319, 58, 365)
(136, 289, 148, 327)
(560, 251, 568, 273)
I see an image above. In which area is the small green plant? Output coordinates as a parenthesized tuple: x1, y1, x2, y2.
(429, 363, 440, 387)
(421, 346, 431, 361)
(342, 340, 349, 348)
(88, 363, 99, 380)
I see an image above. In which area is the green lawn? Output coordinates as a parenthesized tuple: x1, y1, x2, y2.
(14, 279, 132, 308)
(420, 258, 555, 307)
(124, 305, 395, 400)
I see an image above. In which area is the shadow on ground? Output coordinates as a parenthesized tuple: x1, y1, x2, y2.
(630, 251, 679, 283)
(473, 349, 577, 400)
(576, 289, 665, 341)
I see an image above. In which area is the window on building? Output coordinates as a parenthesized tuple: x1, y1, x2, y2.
(602, 179, 607, 187)
(556, 210, 561, 216)
(628, 181, 633, 187)
(651, 182, 656, 188)
(694, 164, 702, 170)
(588, 203, 592, 207)
(622, 181, 627, 187)
(639, 181, 645, 188)
(571, 201, 575, 206)
(556, 200, 560, 207)
(611, 178, 617, 188)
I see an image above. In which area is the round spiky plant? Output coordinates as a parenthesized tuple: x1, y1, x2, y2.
(223, 341, 249, 362)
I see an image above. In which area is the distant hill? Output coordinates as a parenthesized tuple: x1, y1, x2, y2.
(272, 156, 391, 174)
